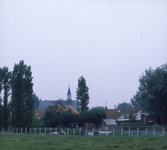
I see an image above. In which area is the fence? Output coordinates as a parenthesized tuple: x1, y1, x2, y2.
(0, 126, 167, 137)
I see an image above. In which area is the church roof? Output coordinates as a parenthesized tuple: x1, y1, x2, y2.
(38, 100, 78, 112)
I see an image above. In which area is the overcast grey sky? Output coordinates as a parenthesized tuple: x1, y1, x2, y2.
(0, 0, 167, 109)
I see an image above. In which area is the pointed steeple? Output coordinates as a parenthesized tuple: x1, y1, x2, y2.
(67, 86, 72, 101)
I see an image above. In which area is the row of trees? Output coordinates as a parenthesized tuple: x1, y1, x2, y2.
(40, 104, 107, 128)
(0, 60, 34, 129)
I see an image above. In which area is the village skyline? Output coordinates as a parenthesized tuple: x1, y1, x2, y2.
(0, 0, 167, 109)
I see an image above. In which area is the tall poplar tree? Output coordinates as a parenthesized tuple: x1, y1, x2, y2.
(0, 68, 3, 127)
(11, 60, 34, 128)
(2, 67, 11, 129)
(76, 76, 89, 113)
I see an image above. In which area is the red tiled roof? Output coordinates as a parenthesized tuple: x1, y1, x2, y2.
(106, 108, 142, 120)
(50, 104, 79, 114)
(34, 110, 46, 119)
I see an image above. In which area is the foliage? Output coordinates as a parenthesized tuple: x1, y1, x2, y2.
(32, 118, 45, 128)
(0, 68, 3, 127)
(78, 107, 107, 127)
(130, 93, 143, 108)
(124, 112, 137, 123)
(42, 110, 60, 127)
(10, 60, 34, 128)
(60, 109, 78, 127)
(0, 98, 2, 127)
(42, 103, 78, 127)
(33, 93, 40, 110)
(0, 67, 11, 128)
(76, 76, 89, 113)
(138, 63, 167, 126)
(117, 102, 132, 109)
(2, 67, 11, 129)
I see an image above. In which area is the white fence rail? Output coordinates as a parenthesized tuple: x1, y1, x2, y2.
(1, 126, 167, 137)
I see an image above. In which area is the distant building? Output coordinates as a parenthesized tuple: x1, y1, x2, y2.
(38, 86, 78, 112)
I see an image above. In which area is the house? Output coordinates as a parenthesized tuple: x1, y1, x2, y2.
(101, 119, 118, 130)
(140, 110, 156, 125)
(38, 86, 78, 112)
(106, 108, 142, 125)
(34, 110, 46, 119)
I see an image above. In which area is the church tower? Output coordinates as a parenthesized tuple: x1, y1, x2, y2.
(67, 86, 72, 104)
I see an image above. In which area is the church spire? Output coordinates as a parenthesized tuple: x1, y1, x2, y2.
(67, 86, 72, 100)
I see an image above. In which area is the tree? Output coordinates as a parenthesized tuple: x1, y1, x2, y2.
(60, 109, 78, 127)
(2, 67, 11, 129)
(33, 93, 40, 110)
(10, 60, 34, 128)
(42, 110, 60, 127)
(124, 112, 137, 123)
(0, 68, 3, 127)
(42, 102, 78, 127)
(130, 93, 143, 108)
(76, 76, 89, 113)
(89, 107, 107, 127)
(78, 107, 107, 127)
(138, 63, 167, 126)
(117, 102, 132, 109)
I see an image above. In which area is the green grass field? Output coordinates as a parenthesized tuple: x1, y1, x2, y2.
(0, 133, 167, 150)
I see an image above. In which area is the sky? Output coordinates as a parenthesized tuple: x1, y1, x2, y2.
(0, 0, 167, 109)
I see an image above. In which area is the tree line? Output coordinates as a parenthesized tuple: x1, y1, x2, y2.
(0, 60, 34, 129)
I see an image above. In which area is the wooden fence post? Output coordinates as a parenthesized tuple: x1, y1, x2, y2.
(113, 128, 115, 136)
(137, 128, 138, 137)
(45, 128, 46, 134)
(106, 127, 107, 136)
(25, 127, 27, 134)
(12, 127, 14, 133)
(35, 128, 36, 134)
(86, 128, 87, 136)
(67, 128, 69, 135)
(17, 127, 18, 133)
(39, 128, 41, 134)
(154, 128, 155, 137)
(50, 128, 51, 134)
(30, 128, 31, 134)
(79, 128, 81, 136)
(73, 128, 75, 136)
(129, 128, 130, 136)
(99, 128, 101, 136)
(93, 128, 94, 136)
(132, 130, 133, 136)
(145, 128, 147, 136)
(121, 128, 123, 136)
(21, 127, 22, 133)
(163, 128, 164, 137)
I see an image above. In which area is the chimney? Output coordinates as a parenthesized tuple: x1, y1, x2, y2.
(114, 105, 117, 109)
(105, 106, 107, 110)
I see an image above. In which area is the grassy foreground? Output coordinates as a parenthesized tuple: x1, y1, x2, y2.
(0, 133, 167, 150)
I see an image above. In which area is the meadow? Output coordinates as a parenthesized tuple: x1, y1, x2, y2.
(0, 133, 167, 150)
